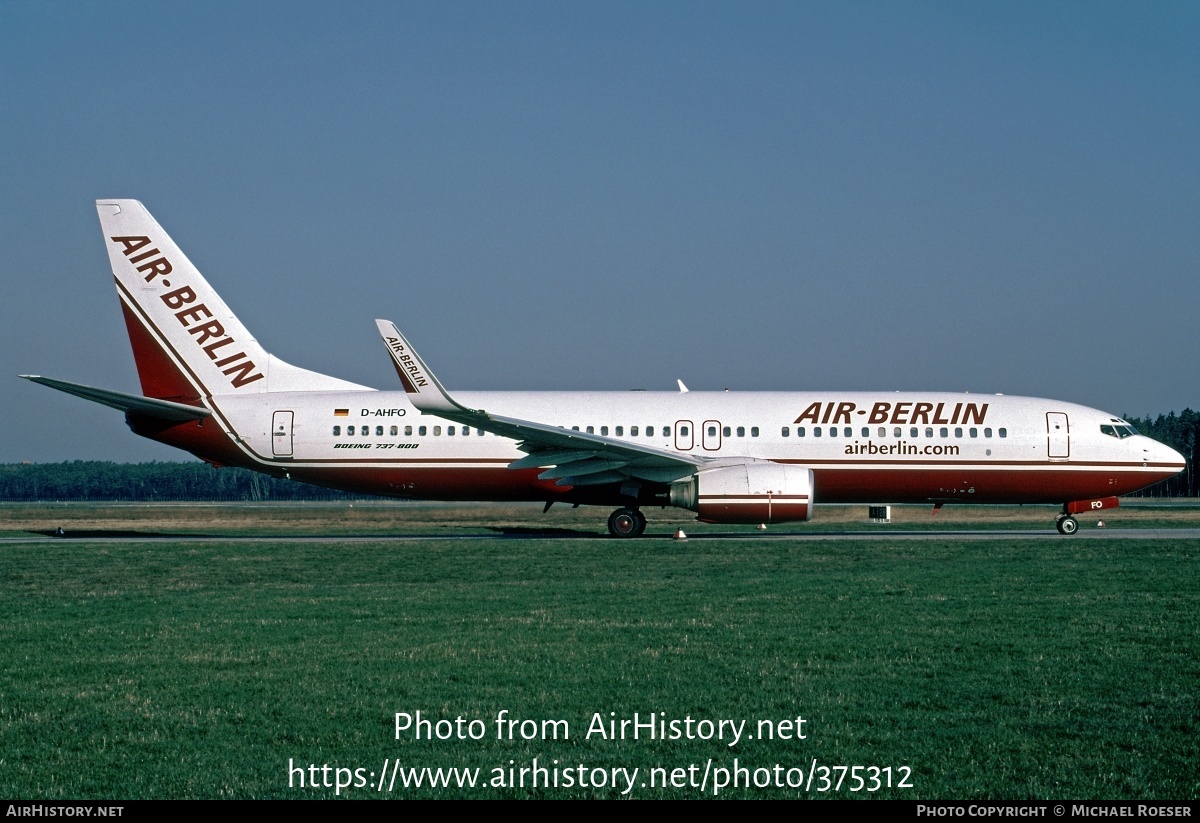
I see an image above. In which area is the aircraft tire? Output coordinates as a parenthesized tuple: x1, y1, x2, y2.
(608, 508, 641, 538)
(633, 509, 647, 537)
(1056, 515, 1078, 535)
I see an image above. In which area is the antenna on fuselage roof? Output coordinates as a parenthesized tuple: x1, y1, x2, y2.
(677, 379, 689, 393)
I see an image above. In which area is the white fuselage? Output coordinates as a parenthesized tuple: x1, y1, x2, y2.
(159, 388, 1181, 508)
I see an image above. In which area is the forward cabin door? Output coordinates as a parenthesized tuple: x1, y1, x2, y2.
(674, 420, 694, 451)
(272, 410, 295, 458)
(1046, 412, 1069, 460)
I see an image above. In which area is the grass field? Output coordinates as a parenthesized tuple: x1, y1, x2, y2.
(3, 498, 1200, 538)
(1, 503, 1198, 799)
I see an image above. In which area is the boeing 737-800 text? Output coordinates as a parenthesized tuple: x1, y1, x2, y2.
(22, 201, 1186, 536)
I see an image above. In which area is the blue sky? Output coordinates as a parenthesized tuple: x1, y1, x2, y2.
(2, 1, 1197, 462)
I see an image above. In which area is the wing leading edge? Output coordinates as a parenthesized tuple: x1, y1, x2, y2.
(373, 320, 707, 486)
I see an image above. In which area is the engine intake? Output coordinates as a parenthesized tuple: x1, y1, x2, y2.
(670, 463, 814, 524)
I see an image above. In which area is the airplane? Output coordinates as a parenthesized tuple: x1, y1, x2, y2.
(21, 200, 1187, 537)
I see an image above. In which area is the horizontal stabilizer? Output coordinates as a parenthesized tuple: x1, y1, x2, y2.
(20, 375, 211, 422)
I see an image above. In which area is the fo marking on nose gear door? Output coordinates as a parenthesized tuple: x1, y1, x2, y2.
(272, 410, 295, 458)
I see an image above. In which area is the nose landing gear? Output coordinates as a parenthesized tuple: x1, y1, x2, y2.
(1055, 514, 1079, 535)
(608, 507, 647, 538)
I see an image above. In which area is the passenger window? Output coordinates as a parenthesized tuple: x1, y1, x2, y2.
(462, 427, 469, 436)
(781, 427, 789, 437)
(969, 428, 978, 438)
(616, 426, 623, 436)
(586, 426, 594, 434)
(433, 426, 442, 436)
(723, 426, 731, 437)
(600, 426, 608, 436)
(828, 427, 836, 438)
(862, 427, 870, 437)
(910, 427, 918, 438)
(940, 427, 948, 438)
(751, 427, 759, 437)
(631, 426, 639, 436)
(983, 428, 991, 438)
(878, 427, 886, 438)
(662, 427, 670, 437)
(844, 427, 851, 437)
(814, 427, 822, 438)
(797, 427, 805, 437)
(333, 426, 341, 436)
(894, 427, 902, 438)
(447, 426, 455, 436)
(390, 426, 398, 436)
(999, 428, 1007, 438)
(347, 426, 355, 436)
(954, 427, 963, 438)
(419, 426, 427, 436)
(737, 427, 745, 437)
(925, 427, 933, 438)
(680, 426, 689, 437)
(572, 426, 580, 431)
(405, 426, 412, 436)
(376, 426, 384, 436)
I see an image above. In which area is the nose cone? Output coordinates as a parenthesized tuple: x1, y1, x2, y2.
(1146, 438, 1187, 473)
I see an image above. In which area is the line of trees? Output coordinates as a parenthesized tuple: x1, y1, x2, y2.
(1, 410, 1195, 501)
(0, 462, 364, 502)
(1123, 409, 1199, 498)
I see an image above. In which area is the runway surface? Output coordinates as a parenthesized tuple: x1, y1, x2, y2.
(5, 528, 1200, 544)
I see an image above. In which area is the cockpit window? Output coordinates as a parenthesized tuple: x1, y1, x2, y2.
(1101, 424, 1138, 439)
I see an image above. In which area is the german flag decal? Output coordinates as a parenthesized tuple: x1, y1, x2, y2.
(334, 409, 349, 417)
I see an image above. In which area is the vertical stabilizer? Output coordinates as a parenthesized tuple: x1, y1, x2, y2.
(96, 200, 369, 400)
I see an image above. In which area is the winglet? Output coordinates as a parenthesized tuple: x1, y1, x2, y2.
(374, 320, 472, 415)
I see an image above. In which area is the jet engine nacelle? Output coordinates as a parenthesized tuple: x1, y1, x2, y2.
(670, 463, 814, 524)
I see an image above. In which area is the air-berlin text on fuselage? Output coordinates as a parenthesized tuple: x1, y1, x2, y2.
(794, 401, 989, 427)
(110, 236, 264, 388)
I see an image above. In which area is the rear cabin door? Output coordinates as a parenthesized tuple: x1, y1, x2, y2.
(272, 410, 295, 458)
(1046, 412, 1069, 460)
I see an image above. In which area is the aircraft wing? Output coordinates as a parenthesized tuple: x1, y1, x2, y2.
(20, 375, 212, 422)
(374, 320, 707, 486)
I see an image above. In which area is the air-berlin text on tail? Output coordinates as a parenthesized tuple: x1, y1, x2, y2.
(794, 400, 989, 426)
(110, 235, 264, 388)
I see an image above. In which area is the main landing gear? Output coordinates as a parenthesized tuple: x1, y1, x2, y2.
(1055, 513, 1079, 535)
(608, 507, 647, 538)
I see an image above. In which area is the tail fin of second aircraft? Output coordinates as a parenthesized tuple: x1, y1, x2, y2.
(96, 200, 367, 402)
